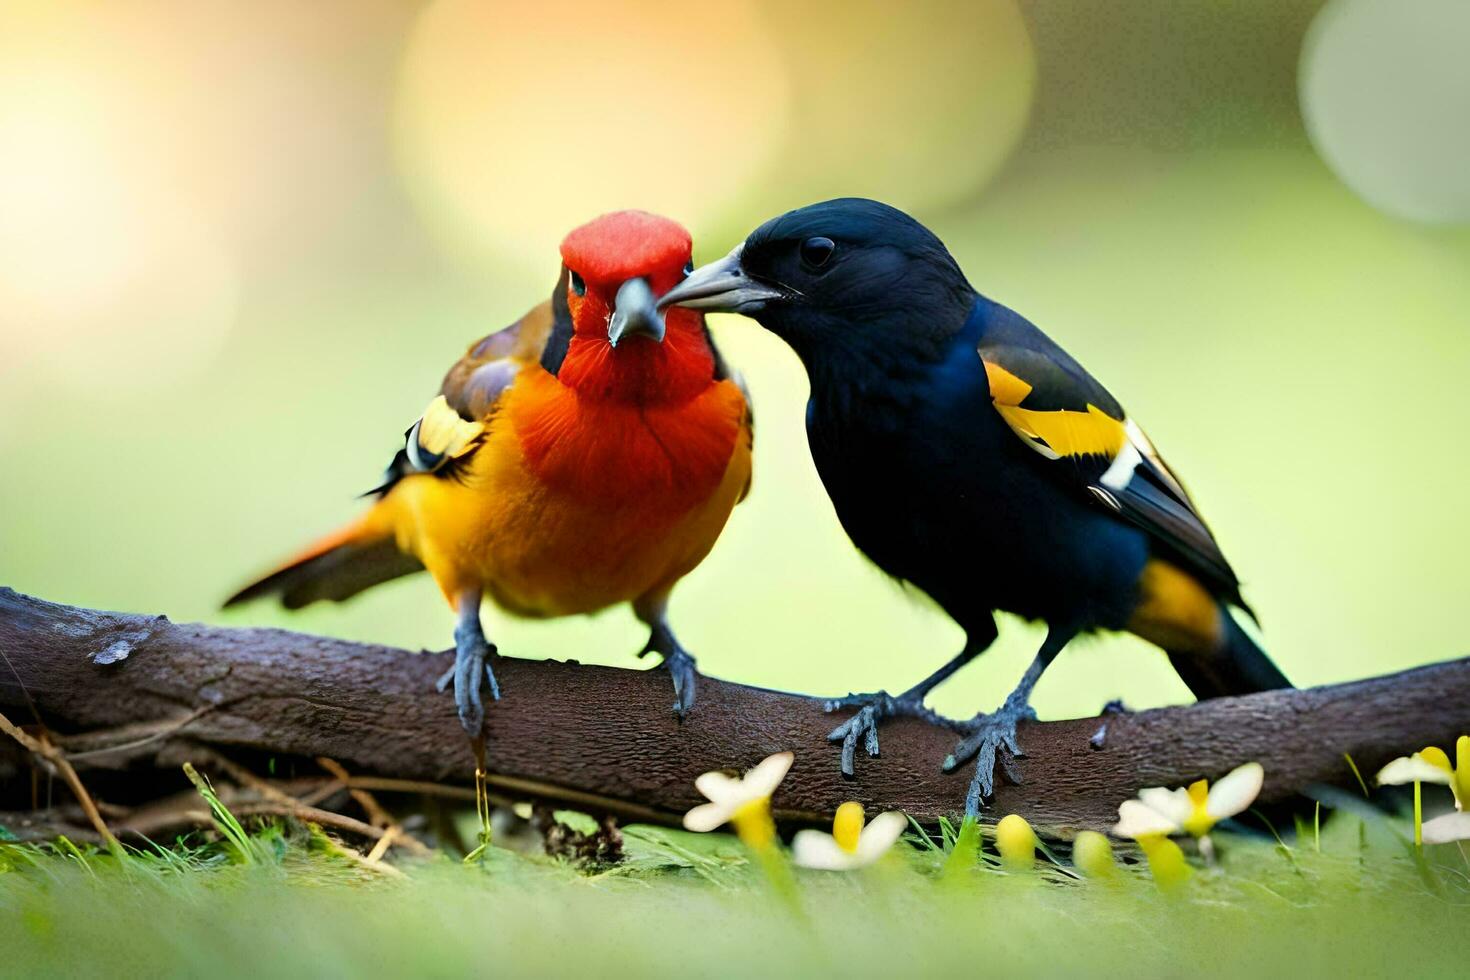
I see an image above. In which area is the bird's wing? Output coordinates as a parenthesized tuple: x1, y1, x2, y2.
(368, 295, 566, 495)
(977, 336, 1246, 607)
(439, 296, 562, 421)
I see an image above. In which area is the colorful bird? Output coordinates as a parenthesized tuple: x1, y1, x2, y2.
(228, 211, 753, 737)
(661, 197, 1289, 814)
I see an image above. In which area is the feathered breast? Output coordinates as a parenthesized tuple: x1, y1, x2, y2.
(504, 367, 749, 513)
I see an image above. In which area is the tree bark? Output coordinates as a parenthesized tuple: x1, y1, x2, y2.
(1, 588, 1466, 835)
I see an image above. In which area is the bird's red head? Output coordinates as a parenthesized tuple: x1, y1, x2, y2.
(555, 211, 714, 404)
(560, 210, 691, 297)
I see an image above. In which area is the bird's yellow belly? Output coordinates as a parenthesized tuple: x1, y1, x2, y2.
(386, 379, 750, 618)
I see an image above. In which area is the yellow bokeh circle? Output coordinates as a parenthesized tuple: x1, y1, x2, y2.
(393, 0, 792, 274)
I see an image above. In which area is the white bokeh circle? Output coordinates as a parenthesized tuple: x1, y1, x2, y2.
(1300, 0, 1470, 224)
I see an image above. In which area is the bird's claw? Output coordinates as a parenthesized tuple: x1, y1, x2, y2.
(639, 633, 698, 717)
(824, 690, 955, 777)
(437, 636, 501, 737)
(825, 694, 892, 776)
(943, 700, 1036, 814)
(663, 649, 698, 718)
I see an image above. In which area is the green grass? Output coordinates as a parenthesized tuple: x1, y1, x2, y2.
(3, 808, 1466, 978)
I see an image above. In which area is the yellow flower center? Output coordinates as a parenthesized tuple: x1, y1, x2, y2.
(1456, 735, 1470, 809)
(833, 801, 865, 854)
(731, 797, 776, 851)
(1418, 745, 1451, 772)
(1412, 741, 1469, 811)
(1182, 779, 1214, 838)
(1137, 833, 1191, 889)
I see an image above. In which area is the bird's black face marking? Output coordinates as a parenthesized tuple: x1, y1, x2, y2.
(736, 198, 974, 360)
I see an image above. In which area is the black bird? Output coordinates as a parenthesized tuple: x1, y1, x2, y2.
(659, 198, 1289, 813)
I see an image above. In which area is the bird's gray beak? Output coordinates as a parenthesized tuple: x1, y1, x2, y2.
(656, 245, 786, 314)
(606, 276, 666, 347)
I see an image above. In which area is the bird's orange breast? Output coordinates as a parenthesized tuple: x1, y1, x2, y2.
(387, 364, 751, 617)
(507, 366, 744, 512)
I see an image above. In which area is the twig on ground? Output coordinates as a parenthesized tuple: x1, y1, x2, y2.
(316, 757, 432, 857)
(0, 708, 120, 851)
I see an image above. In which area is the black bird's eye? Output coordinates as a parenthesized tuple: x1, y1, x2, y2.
(568, 270, 586, 297)
(683, 260, 694, 276)
(799, 236, 835, 270)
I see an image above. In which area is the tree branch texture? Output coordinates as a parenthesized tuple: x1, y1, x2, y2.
(2, 588, 1467, 835)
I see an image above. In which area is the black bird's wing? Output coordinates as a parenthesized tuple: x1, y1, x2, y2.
(976, 326, 1248, 609)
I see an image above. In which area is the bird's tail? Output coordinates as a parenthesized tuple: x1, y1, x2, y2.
(224, 507, 422, 611)
(1167, 606, 1292, 699)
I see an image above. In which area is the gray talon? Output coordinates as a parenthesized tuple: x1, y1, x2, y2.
(946, 699, 1037, 814)
(442, 606, 500, 738)
(665, 649, 698, 717)
(824, 690, 958, 778)
(637, 620, 699, 718)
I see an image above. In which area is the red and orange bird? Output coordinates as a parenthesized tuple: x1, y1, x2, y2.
(227, 211, 753, 736)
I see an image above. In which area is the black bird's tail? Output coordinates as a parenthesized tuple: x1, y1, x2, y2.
(1167, 607, 1292, 700)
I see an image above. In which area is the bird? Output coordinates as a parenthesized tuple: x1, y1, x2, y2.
(227, 210, 754, 739)
(659, 197, 1289, 814)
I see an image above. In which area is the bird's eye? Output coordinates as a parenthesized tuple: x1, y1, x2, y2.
(683, 260, 694, 276)
(799, 236, 836, 269)
(568, 270, 586, 297)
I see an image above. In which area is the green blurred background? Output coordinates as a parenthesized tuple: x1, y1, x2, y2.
(3, 0, 1468, 722)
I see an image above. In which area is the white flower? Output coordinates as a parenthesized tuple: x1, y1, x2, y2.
(1377, 736, 1470, 845)
(791, 802, 907, 871)
(683, 751, 794, 834)
(1113, 762, 1264, 840)
(1421, 811, 1470, 845)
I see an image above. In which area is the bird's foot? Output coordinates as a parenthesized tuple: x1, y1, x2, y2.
(435, 627, 501, 737)
(943, 697, 1037, 815)
(637, 634, 698, 718)
(824, 690, 955, 777)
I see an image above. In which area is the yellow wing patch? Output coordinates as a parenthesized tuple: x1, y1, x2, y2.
(982, 360, 1035, 405)
(414, 395, 484, 462)
(983, 360, 1126, 460)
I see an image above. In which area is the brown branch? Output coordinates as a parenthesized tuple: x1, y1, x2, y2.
(2, 587, 1467, 835)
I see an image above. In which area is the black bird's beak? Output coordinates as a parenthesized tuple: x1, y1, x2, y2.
(656, 246, 786, 314)
(607, 277, 666, 347)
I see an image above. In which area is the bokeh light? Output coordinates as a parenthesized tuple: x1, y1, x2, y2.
(0, 1, 403, 402)
(736, 0, 1035, 221)
(393, 0, 792, 274)
(0, 6, 237, 393)
(1300, 0, 1470, 224)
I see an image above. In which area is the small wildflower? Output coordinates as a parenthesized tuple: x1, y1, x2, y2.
(791, 802, 907, 871)
(683, 751, 794, 849)
(1071, 830, 1117, 878)
(684, 751, 801, 911)
(994, 814, 1037, 870)
(1113, 762, 1263, 861)
(1376, 736, 1470, 845)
